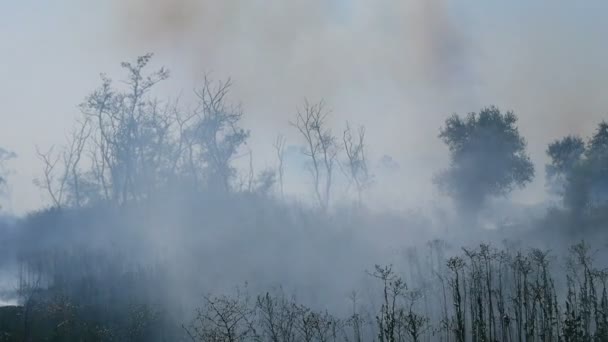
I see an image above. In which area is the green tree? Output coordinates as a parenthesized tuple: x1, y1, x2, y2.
(437, 106, 534, 214)
(584, 122, 608, 208)
(548, 121, 608, 216)
(546, 135, 585, 197)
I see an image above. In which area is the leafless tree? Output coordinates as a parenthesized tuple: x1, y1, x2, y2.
(0, 148, 15, 210)
(291, 100, 339, 211)
(82, 74, 113, 201)
(185, 292, 257, 342)
(256, 291, 300, 342)
(34, 118, 92, 208)
(273, 134, 286, 198)
(191, 76, 250, 193)
(0, 147, 16, 197)
(34, 145, 65, 207)
(166, 103, 199, 187)
(342, 122, 372, 206)
(294, 306, 340, 342)
(346, 291, 365, 342)
(64, 119, 92, 206)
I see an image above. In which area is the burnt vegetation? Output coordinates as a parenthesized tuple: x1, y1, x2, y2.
(1, 55, 608, 341)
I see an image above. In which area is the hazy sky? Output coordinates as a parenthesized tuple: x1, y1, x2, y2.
(2, 1, 608, 213)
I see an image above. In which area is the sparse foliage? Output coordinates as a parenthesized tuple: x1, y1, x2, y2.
(34, 54, 254, 208)
(342, 122, 372, 206)
(291, 100, 339, 211)
(191, 76, 250, 192)
(274, 134, 286, 198)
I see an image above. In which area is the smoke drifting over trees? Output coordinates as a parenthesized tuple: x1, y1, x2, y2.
(546, 122, 608, 219)
(0, 52, 607, 340)
(2, 2, 608, 341)
(437, 107, 534, 216)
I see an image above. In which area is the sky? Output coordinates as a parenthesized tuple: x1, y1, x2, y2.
(1, 1, 608, 214)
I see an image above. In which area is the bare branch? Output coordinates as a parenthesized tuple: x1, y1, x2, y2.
(291, 99, 338, 210)
(343, 122, 372, 206)
(273, 134, 286, 198)
(34, 145, 64, 207)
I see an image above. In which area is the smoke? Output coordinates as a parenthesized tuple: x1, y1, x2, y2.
(119, 0, 201, 40)
(4, 2, 608, 213)
(113, 0, 471, 91)
(4, 4, 608, 338)
(109, 0, 476, 210)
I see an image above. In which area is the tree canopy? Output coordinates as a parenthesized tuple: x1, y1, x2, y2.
(33, 54, 260, 208)
(547, 121, 608, 216)
(437, 106, 534, 213)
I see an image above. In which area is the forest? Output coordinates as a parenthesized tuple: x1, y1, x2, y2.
(1, 54, 608, 342)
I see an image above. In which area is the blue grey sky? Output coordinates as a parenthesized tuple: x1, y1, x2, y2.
(2, 1, 608, 213)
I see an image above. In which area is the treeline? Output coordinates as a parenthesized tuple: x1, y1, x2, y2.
(16, 54, 608, 224)
(30, 54, 370, 214)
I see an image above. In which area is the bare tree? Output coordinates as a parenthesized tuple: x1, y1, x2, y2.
(34, 146, 65, 208)
(64, 119, 92, 207)
(0, 147, 16, 195)
(291, 100, 339, 211)
(256, 291, 299, 342)
(0, 148, 16, 210)
(185, 292, 257, 342)
(346, 291, 365, 342)
(84, 75, 114, 202)
(191, 76, 250, 193)
(171, 106, 199, 185)
(273, 134, 286, 198)
(342, 122, 372, 206)
(34, 119, 92, 208)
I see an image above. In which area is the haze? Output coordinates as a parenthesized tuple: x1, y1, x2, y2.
(1, 1, 607, 214)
